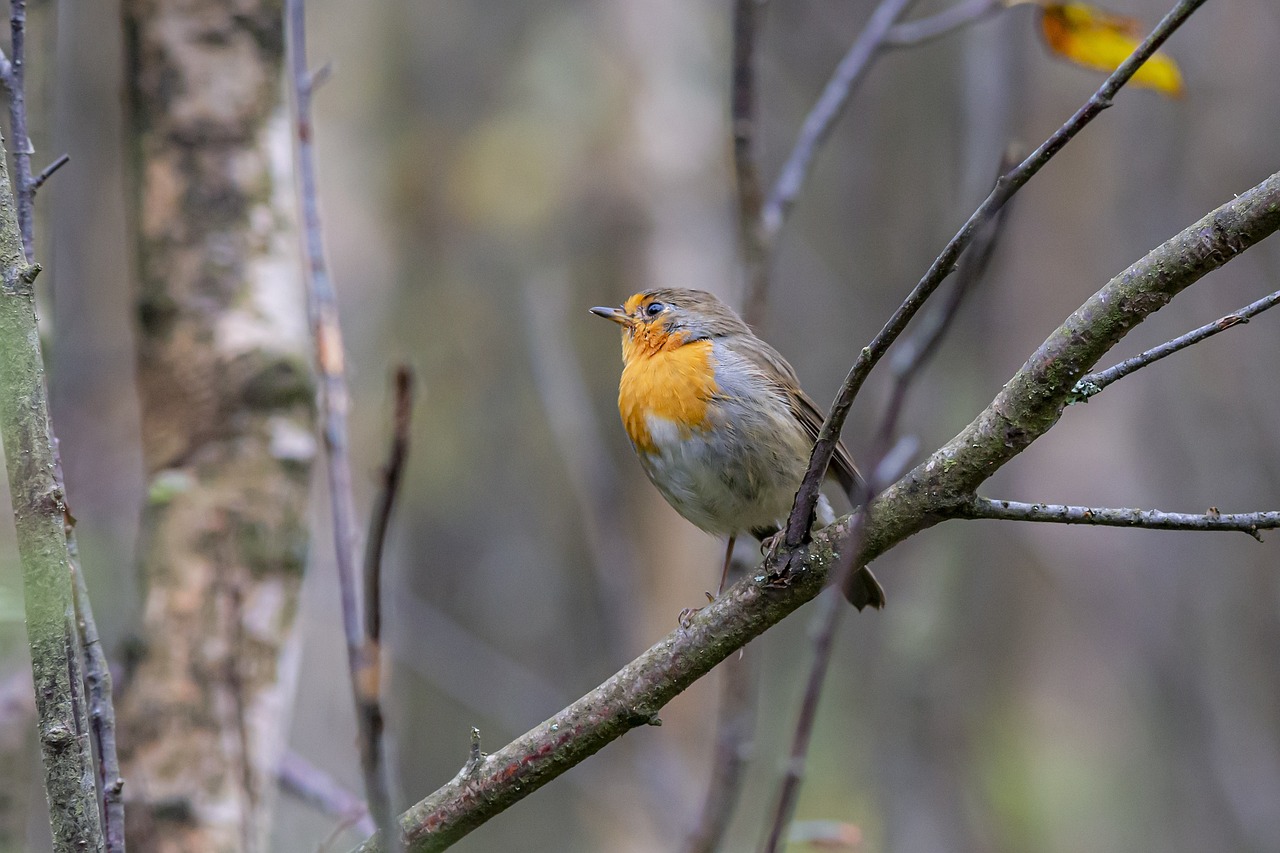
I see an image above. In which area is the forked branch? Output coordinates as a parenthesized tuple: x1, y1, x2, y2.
(1072, 287, 1280, 401)
(782, 0, 1209, 551)
(286, 0, 397, 848)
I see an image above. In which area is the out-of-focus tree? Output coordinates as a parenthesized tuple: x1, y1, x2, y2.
(115, 1, 313, 850)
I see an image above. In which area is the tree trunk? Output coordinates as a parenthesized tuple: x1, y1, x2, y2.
(117, 2, 314, 851)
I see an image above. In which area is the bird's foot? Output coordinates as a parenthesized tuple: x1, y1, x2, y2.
(758, 531, 800, 588)
(677, 592, 717, 629)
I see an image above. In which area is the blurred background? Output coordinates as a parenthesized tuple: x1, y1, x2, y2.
(0, 0, 1278, 850)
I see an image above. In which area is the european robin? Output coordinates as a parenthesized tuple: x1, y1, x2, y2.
(592, 288, 885, 610)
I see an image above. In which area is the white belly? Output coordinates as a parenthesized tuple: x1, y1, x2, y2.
(635, 411, 833, 537)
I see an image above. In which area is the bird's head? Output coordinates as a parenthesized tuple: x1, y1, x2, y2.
(591, 288, 748, 359)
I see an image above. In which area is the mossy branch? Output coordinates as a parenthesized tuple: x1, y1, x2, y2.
(0, 126, 104, 849)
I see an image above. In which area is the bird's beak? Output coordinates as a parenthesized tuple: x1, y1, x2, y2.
(590, 305, 631, 327)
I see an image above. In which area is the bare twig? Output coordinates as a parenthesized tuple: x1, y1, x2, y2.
(782, 0, 1209, 552)
(462, 728, 483, 777)
(1073, 288, 1280, 401)
(286, 1, 397, 849)
(5, 0, 34, 261)
(733, 0, 770, 328)
(30, 152, 69, 194)
(279, 750, 377, 838)
(883, 0, 1005, 47)
(682, 564, 756, 853)
(955, 498, 1280, 541)
(71, 562, 125, 853)
(756, 552, 857, 853)
(875, 163, 1014, 451)
(54, 427, 124, 853)
(761, 0, 916, 240)
(759, 441, 913, 853)
(365, 366, 414, 644)
(358, 365, 414, 850)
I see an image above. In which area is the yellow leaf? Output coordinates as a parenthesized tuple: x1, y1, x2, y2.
(1039, 2, 1184, 97)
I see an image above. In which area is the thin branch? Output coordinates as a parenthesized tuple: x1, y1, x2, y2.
(30, 152, 69, 194)
(279, 750, 377, 838)
(883, 0, 1005, 47)
(757, 533, 861, 853)
(875, 161, 1014, 452)
(682, 563, 756, 853)
(955, 498, 1280, 541)
(365, 366, 414, 646)
(760, 0, 916, 239)
(733, 0, 770, 328)
(760, 439, 914, 853)
(54, 430, 123, 852)
(358, 364, 414, 852)
(286, 1, 397, 849)
(885, 169, 1280, 529)
(350, 167, 1280, 853)
(782, 0, 1209, 551)
(71, 562, 124, 853)
(6, 0, 34, 261)
(1073, 288, 1280, 401)
(461, 728, 483, 777)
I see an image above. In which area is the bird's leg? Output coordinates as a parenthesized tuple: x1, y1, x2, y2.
(680, 536, 739, 629)
(717, 535, 736, 595)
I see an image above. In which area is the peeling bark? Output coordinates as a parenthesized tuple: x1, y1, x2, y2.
(118, 2, 313, 851)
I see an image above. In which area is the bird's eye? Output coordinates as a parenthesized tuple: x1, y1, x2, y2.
(644, 302, 665, 317)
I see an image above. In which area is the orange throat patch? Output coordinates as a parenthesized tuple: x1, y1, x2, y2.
(617, 333, 718, 454)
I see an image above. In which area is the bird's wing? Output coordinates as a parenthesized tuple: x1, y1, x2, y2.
(788, 387, 863, 497)
(734, 335, 864, 497)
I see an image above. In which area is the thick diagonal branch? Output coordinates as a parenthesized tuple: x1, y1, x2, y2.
(861, 170, 1280, 554)
(352, 167, 1280, 853)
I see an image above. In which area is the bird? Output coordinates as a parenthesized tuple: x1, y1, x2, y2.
(591, 288, 885, 610)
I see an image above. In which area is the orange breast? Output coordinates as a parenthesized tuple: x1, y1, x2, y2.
(618, 337, 718, 454)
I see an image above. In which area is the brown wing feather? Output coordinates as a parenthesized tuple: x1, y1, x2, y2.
(730, 333, 864, 497)
(788, 388, 863, 496)
(729, 331, 883, 608)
